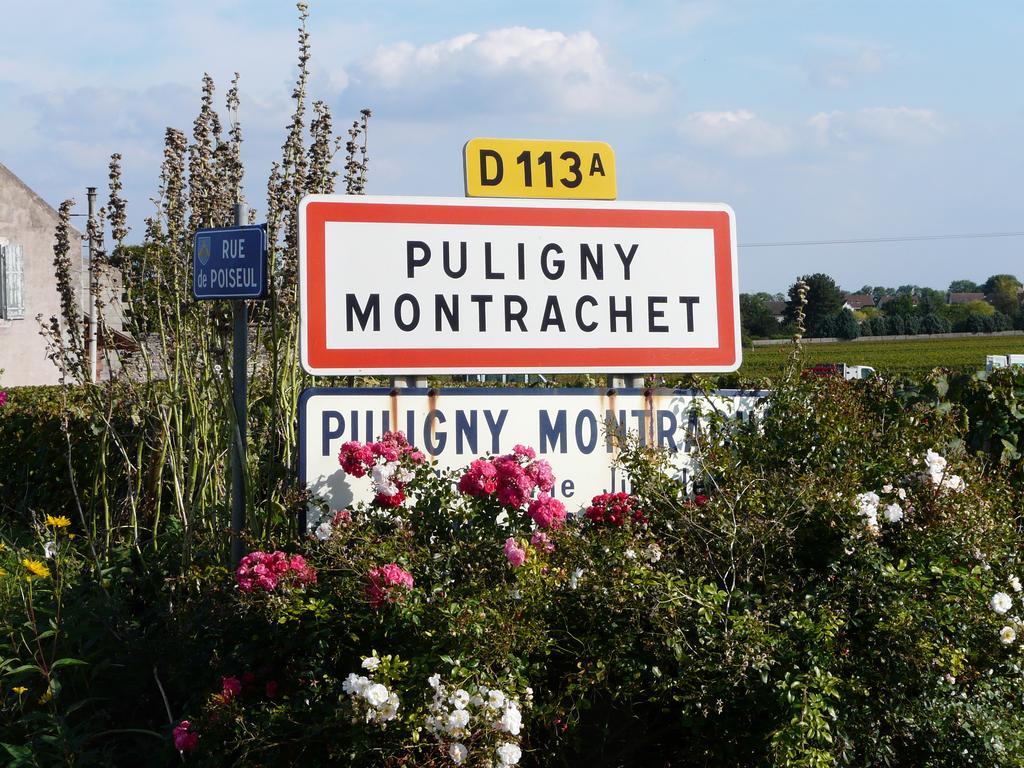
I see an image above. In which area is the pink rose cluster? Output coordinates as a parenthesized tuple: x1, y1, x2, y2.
(172, 720, 198, 752)
(504, 537, 528, 567)
(339, 431, 426, 477)
(0, 391, 7, 407)
(530, 530, 555, 553)
(366, 563, 415, 609)
(585, 492, 647, 527)
(235, 550, 317, 593)
(222, 675, 243, 699)
(527, 493, 567, 530)
(332, 509, 352, 525)
(458, 444, 556, 509)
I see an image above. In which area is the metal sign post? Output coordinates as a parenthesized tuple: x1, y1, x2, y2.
(230, 203, 248, 568)
(192, 208, 267, 567)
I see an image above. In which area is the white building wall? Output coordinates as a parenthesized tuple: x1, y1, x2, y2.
(0, 162, 85, 387)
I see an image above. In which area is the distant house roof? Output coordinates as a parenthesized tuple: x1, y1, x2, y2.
(844, 293, 875, 310)
(948, 292, 987, 304)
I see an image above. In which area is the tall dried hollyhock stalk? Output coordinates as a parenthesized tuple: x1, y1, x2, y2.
(107, 153, 129, 259)
(87, 204, 109, 327)
(791, 279, 808, 345)
(42, 199, 86, 382)
(160, 127, 189, 249)
(786, 277, 810, 377)
(344, 108, 372, 195)
(188, 73, 224, 231)
(306, 100, 339, 195)
(270, 0, 313, 306)
(215, 72, 245, 215)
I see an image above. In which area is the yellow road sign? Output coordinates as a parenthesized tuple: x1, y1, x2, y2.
(464, 138, 616, 200)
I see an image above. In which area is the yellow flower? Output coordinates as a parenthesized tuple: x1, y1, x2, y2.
(12, 687, 27, 695)
(38, 687, 53, 704)
(21, 559, 50, 579)
(45, 515, 72, 529)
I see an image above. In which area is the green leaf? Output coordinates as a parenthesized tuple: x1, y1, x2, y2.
(50, 658, 88, 671)
(4, 664, 44, 677)
(1, 742, 33, 762)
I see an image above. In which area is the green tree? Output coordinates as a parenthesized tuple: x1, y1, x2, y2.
(883, 293, 917, 318)
(982, 274, 1022, 316)
(785, 273, 844, 337)
(948, 279, 979, 293)
(739, 293, 781, 338)
(941, 299, 993, 329)
(917, 288, 947, 316)
(831, 308, 861, 339)
(920, 313, 951, 334)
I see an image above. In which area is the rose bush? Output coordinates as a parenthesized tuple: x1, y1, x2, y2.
(4, 377, 1024, 766)
(129, 380, 1024, 767)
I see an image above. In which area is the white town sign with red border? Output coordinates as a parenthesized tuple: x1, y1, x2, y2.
(298, 195, 740, 375)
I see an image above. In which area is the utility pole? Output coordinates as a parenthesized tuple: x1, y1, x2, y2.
(86, 187, 98, 383)
(230, 201, 248, 568)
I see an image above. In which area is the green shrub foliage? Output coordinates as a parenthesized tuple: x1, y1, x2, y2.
(5, 374, 1024, 766)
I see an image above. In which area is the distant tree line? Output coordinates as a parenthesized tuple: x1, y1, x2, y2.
(740, 273, 1024, 343)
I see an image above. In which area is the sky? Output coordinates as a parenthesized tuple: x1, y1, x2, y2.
(2, 0, 1022, 294)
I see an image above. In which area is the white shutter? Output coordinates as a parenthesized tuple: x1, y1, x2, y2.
(0, 243, 7, 319)
(5, 244, 24, 319)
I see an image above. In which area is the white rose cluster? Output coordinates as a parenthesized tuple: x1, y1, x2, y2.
(426, 674, 526, 766)
(990, 591, 1013, 615)
(855, 451, 969, 533)
(342, 658, 400, 724)
(855, 491, 904, 534)
(923, 449, 966, 493)
(372, 463, 415, 497)
(855, 491, 882, 533)
(989, 579, 1024, 648)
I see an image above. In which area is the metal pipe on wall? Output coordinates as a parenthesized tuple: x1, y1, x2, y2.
(86, 187, 97, 383)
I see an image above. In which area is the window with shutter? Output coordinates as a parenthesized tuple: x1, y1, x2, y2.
(6, 244, 24, 319)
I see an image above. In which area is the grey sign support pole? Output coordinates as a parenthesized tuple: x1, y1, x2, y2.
(230, 202, 248, 568)
(390, 376, 429, 389)
(606, 375, 645, 389)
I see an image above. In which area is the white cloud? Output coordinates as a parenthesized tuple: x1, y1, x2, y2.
(348, 27, 669, 117)
(809, 107, 945, 146)
(679, 110, 792, 157)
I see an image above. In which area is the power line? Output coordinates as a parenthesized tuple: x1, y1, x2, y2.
(739, 231, 1024, 248)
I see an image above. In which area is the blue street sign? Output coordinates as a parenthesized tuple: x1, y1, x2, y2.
(192, 225, 267, 300)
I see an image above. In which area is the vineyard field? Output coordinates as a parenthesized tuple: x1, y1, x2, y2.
(735, 334, 1024, 381)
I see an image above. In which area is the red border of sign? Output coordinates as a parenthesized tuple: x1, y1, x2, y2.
(300, 196, 739, 374)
